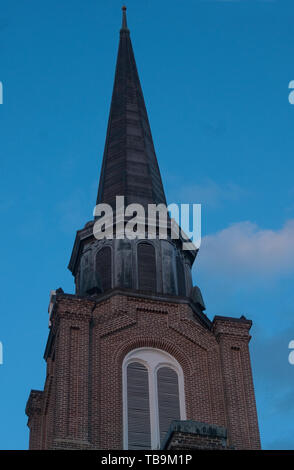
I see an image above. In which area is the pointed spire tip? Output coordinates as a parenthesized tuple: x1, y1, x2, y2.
(121, 5, 129, 32)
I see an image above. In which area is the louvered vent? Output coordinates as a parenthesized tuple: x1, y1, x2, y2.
(96, 247, 112, 292)
(137, 243, 156, 292)
(127, 362, 151, 450)
(157, 367, 181, 446)
(176, 256, 186, 296)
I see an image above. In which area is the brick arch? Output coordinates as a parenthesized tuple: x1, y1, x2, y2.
(115, 335, 194, 377)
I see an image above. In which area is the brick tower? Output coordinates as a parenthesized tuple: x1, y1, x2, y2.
(26, 8, 261, 450)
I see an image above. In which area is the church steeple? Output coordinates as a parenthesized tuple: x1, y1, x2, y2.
(96, 6, 167, 210)
(68, 7, 196, 299)
(26, 9, 261, 452)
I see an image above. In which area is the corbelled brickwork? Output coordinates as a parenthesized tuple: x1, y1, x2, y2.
(162, 420, 230, 450)
(26, 289, 260, 450)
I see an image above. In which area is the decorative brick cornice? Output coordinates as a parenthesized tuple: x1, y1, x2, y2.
(52, 438, 93, 450)
(213, 315, 252, 326)
(161, 420, 229, 450)
(25, 390, 44, 417)
(212, 315, 252, 342)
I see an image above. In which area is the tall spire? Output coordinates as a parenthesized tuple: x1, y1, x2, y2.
(96, 7, 167, 210)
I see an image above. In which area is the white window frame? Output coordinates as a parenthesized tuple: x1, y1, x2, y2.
(122, 347, 186, 450)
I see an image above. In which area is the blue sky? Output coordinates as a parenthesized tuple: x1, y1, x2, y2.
(0, 0, 294, 449)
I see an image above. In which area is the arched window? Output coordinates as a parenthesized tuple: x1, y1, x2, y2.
(137, 243, 156, 292)
(123, 348, 186, 450)
(96, 247, 112, 292)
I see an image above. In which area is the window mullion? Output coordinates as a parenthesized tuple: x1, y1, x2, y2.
(149, 367, 160, 449)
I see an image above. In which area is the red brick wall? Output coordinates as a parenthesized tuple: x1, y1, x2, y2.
(212, 317, 261, 449)
(26, 390, 43, 450)
(26, 291, 261, 450)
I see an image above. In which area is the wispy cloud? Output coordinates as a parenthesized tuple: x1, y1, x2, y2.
(174, 179, 247, 208)
(197, 219, 294, 280)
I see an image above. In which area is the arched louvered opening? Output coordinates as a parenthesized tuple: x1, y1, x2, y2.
(176, 256, 186, 296)
(123, 348, 186, 449)
(137, 243, 156, 292)
(80, 255, 92, 294)
(96, 247, 112, 292)
(157, 367, 181, 446)
(127, 362, 151, 450)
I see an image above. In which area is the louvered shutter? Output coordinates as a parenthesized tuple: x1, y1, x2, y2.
(137, 243, 156, 292)
(176, 256, 186, 296)
(96, 247, 111, 292)
(127, 362, 151, 450)
(157, 367, 181, 446)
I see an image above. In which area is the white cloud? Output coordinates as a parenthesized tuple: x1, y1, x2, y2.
(196, 219, 294, 280)
(175, 179, 247, 208)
